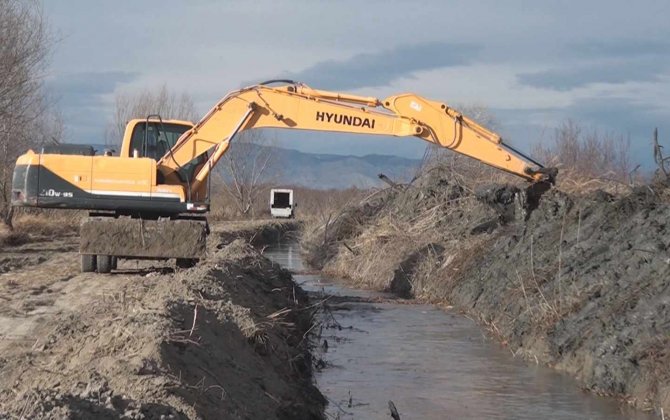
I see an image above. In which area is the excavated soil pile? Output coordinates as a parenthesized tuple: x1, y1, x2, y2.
(0, 226, 323, 419)
(303, 170, 670, 413)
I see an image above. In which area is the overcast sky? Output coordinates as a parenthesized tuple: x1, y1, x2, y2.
(43, 0, 670, 166)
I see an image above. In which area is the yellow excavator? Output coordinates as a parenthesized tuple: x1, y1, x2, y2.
(11, 80, 556, 273)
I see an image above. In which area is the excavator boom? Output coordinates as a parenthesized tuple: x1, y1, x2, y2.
(158, 81, 553, 198)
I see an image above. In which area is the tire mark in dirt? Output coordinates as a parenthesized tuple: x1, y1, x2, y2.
(0, 237, 97, 354)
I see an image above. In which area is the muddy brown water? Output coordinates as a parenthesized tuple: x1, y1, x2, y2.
(264, 242, 656, 420)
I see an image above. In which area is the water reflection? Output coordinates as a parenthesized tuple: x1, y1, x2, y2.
(264, 243, 653, 420)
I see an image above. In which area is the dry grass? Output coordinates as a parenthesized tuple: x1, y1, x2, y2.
(208, 181, 367, 222)
(324, 221, 419, 289)
(301, 188, 391, 269)
(3, 209, 82, 244)
(303, 119, 649, 293)
(303, 160, 500, 292)
(301, 121, 640, 296)
(532, 120, 645, 195)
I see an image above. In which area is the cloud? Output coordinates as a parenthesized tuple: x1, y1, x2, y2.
(47, 71, 138, 107)
(517, 57, 668, 91)
(570, 39, 670, 58)
(48, 71, 137, 92)
(518, 39, 670, 91)
(494, 96, 670, 168)
(39, 1, 670, 167)
(272, 42, 479, 90)
(564, 96, 666, 139)
(46, 71, 138, 142)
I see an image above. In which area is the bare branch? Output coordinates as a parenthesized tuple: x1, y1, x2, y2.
(105, 84, 198, 147)
(217, 130, 278, 217)
(0, 0, 55, 227)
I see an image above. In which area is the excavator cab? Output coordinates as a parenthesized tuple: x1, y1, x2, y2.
(118, 117, 211, 205)
(126, 119, 208, 190)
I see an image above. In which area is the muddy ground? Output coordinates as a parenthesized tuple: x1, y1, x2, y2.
(303, 171, 670, 414)
(0, 220, 323, 419)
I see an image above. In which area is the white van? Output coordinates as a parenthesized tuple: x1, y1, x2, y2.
(270, 189, 295, 218)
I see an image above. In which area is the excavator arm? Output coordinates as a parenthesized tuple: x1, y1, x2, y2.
(158, 81, 555, 197)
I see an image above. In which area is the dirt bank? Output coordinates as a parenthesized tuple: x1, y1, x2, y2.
(0, 221, 323, 419)
(303, 171, 670, 414)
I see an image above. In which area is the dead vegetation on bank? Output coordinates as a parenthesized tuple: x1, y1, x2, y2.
(0, 210, 81, 248)
(301, 129, 670, 414)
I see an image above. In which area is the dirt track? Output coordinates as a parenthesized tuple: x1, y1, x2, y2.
(0, 221, 323, 419)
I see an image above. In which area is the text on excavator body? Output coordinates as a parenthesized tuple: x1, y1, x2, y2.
(315, 111, 376, 129)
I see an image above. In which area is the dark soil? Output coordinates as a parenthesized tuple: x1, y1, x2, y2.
(452, 186, 670, 412)
(303, 173, 670, 414)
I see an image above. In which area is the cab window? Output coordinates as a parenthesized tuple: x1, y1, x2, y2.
(129, 122, 191, 160)
(129, 121, 207, 183)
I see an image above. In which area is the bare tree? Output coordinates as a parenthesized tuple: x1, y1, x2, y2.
(0, 0, 48, 125)
(0, 0, 53, 228)
(106, 85, 198, 147)
(217, 129, 277, 217)
(533, 120, 633, 184)
(653, 128, 669, 180)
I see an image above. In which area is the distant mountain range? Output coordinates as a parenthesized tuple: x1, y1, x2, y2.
(257, 145, 421, 189)
(85, 143, 422, 190)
